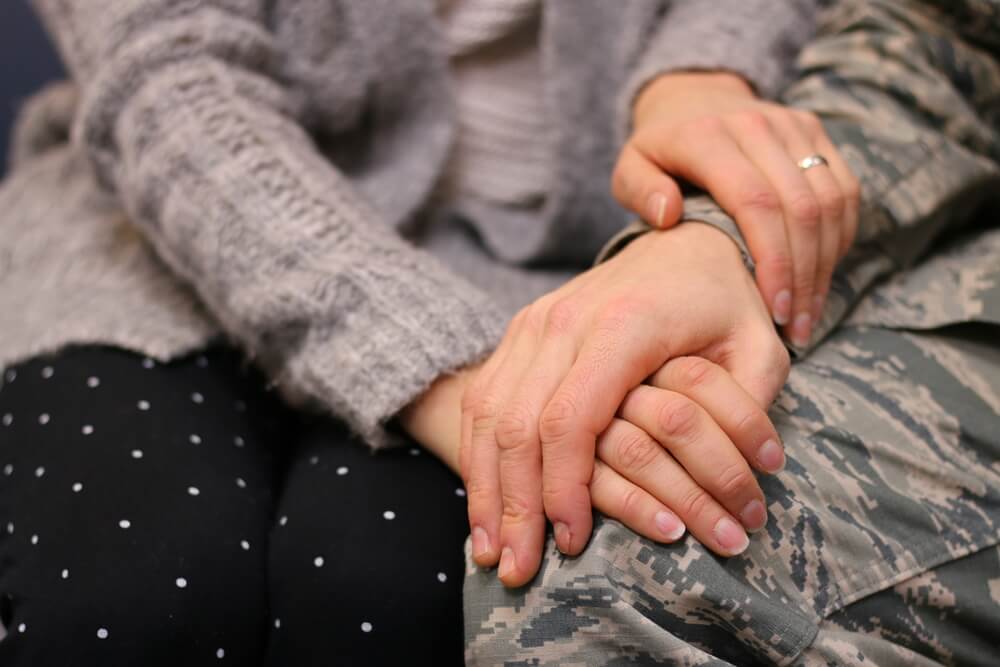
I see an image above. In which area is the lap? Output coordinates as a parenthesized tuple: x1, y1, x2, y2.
(463, 324, 1000, 665)
(0, 344, 469, 666)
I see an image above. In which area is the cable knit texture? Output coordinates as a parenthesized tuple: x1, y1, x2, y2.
(1, 0, 816, 447)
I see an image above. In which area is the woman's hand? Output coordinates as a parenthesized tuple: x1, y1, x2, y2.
(458, 223, 790, 587)
(612, 71, 860, 346)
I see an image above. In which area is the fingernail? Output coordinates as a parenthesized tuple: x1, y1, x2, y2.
(739, 500, 768, 533)
(498, 547, 516, 580)
(713, 517, 749, 555)
(554, 522, 571, 553)
(812, 294, 825, 324)
(773, 290, 792, 326)
(654, 511, 686, 541)
(792, 312, 812, 347)
(472, 526, 491, 559)
(755, 439, 785, 473)
(647, 192, 668, 228)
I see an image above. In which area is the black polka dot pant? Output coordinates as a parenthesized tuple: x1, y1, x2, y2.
(0, 345, 469, 666)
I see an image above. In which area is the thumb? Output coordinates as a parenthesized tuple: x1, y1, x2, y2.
(611, 143, 684, 229)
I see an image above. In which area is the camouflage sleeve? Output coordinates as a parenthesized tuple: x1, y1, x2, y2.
(600, 0, 1000, 357)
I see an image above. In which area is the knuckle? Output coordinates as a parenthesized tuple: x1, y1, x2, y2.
(500, 492, 538, 525)
(691, 115, 726, 136)
(738, 187, 781, 216)
(657, 396, 700, 443)
(673, 357, 715, 389)
(464, 475, 495, 504)
(495, 407, 535, 451)
(539, 396, 578, 443)
(795, 110, 823, 134)
(676, 486, 714, 522)
(544, 298, 579, 337)
(733, 409, 767, 439)
(819, 189, 845, 220)
(615, 430, 662, 475)
(468, 396, 501, 433)
(788, 193, 822, 230)
(735, 110, 771, 135)
(714, 461, 756, 500)
(619, 485, 645, 519)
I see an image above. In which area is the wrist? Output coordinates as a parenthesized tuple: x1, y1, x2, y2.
(633, 70, 754, 128)
(630, 220, 744, 266)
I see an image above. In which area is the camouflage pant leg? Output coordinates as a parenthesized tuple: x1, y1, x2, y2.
(800, 543, 1000, 667)
(463, 324, 1000, 666)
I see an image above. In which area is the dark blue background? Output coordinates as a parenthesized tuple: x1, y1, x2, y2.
(0, 0, 64, 176)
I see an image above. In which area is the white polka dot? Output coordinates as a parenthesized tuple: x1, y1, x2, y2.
(2, 413, 11, 426)
(30, 534, 38, 545)
(309, 455, 319, 465)
(35, 466, 45, 478)
(82, 425, 94, 435)
(6, 522, 13, 534)
(142, 357, 155, 369)
(4, 370, 16, 383)
(137, 400, 150, 411)
(196, 356, 209, 368)
(191, 392, 204, 404)
(454, 488, 466, 497)
(235, 401, 247, 412)
(131, 449, 143, 459)
(119, 519, 131, 529)
(240, 540, 250, 551)
(313, 556, 324, 568)
(176, 577, 187, 589)
(187, 486, 200, 496)
(235, 477, 246, 488)
(87, 376, 100, 388)
(336, 466, 349, 476)
(233, 436, 245, 447)
(409, 448, 421, 456)
(41, 366, 54, 379)
(72, 482, 83, 493)
(274, 618, 281, 629)
(216, 648, 225, 659)
(38, 413, 50, 425)
(278, 515, 288, 526)
(61, 568, 69, 579)
(437, 572, 448, 583)
(3, 463, 12, 475)
(97, 627, 109, 639)
(361, 622, 373, 633)
(17, 622, 25, 633)
(189, 434, 202, 445)
(383, 510, 396, 520)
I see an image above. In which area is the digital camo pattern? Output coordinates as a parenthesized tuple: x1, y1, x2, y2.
(466, 0, 1000, 663)
(465, 325, 1000, 666)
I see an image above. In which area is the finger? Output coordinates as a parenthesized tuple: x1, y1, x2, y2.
(461, 313, 522, 568)
(611, 143, 685, 229)
(813, 130, 861, 259)
(539, 305, 665, 556)
(618, 385, 767, 534)
(726, 112, 821, 342)
(495, 307, 581, 587)
(589, 457, 686, 544)
(649, 357, 785, 474)
(595, 418, 751, 556)
(636, 120, 793, 327)
(777, 113, 841, 346)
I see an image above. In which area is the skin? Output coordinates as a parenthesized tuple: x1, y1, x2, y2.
(403, 72, 859, 589)
(403, 223, 789, 586)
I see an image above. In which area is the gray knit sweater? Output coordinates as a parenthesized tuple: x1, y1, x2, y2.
(2, 1, 816, 447)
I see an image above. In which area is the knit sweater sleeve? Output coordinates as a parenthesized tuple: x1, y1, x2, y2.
(618, 0, 819, 139)
(31, 1, 507, 448)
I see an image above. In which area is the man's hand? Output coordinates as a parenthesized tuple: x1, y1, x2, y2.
(458, 223, 790, 587)
(613, 71, 860, 346)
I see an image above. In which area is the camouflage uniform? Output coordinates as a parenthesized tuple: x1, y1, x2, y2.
(465, 1, 1000, 664)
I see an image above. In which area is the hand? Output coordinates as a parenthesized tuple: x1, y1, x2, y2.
(612, 71, 860, 346)
(589, 356, 785, 556)
(459, 223, 790, 587)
